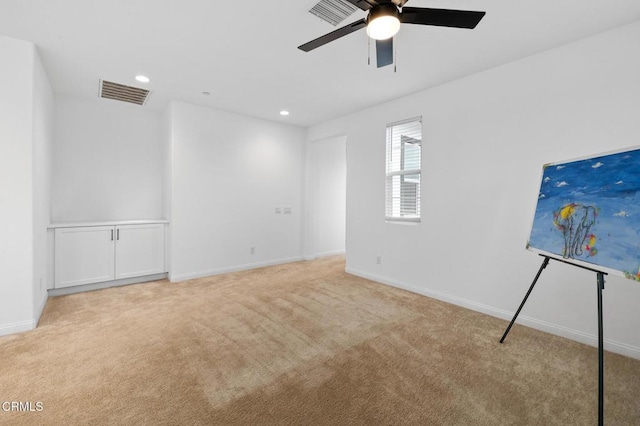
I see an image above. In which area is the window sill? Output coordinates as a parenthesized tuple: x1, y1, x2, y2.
(385, 218, 420, 226)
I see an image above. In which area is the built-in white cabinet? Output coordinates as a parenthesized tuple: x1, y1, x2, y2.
(54, 222, 166, 289)
(114, 224, 165, 280)
(54, 226, 115, 288)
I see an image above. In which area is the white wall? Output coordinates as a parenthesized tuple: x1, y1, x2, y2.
(168, 102, 306, 280)
(52, 96, 163, 223)
(0, 35, 53, 334)
(304, 135, 346, 259)
(0, 35, 34, 332)
(32, 47, 54, 318)
(308, 21, 640, 359)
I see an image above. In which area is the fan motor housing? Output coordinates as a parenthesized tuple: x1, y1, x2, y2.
(366, 3, 400, 25)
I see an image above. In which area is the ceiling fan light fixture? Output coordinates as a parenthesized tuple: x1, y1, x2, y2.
(366, 5, 400, 40)
(367, 16, 400, 40)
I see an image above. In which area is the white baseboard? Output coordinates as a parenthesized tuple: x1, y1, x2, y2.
(0, 293, 50, 337)
(0, 319, 36, 337)
(170, 256, 304, 282)
(34, 292, 48, 327)
(48, 273, 168, 297)
(346, 267, 640, 361)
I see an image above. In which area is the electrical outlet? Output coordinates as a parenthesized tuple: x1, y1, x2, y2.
(275, 207, 282, 214)
(376, 255, 382, 265)
(283, 207, 292, 214)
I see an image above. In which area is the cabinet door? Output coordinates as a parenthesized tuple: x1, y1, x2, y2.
(115, 224, 165, 279)
(55, 226, 115, 288)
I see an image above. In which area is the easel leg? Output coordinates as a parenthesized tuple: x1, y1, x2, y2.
(597, 272, 605, 426)
(500, 256, 550, 343)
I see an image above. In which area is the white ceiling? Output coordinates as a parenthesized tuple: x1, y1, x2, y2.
(2, 0, 640, 127)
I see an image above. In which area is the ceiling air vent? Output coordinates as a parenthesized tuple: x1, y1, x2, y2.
(99, 80, 150, 106)
(309, 0, 358, 26)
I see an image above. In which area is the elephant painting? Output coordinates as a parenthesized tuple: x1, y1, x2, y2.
(553, 203, 597, 259)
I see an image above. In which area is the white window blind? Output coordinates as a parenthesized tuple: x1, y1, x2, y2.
(385, 117, 422, 222)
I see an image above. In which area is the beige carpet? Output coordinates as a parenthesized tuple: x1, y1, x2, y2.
(0, 256, 639, 425)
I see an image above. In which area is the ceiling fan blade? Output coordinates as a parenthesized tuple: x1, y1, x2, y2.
(298, 18, 367, 52)
(400, 7, 486, 29)
(376, 38, 393, 68)
(342, 0, 379, 11)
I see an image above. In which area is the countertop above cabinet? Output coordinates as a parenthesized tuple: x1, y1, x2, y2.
(49, 219, 169, 229)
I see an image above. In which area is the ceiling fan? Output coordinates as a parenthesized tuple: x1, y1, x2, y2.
(298, 0, 486, 68)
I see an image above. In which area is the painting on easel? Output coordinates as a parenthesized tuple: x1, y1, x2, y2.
(527, 146, 640, 280)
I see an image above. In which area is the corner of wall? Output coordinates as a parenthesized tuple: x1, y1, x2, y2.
(32, 43, 54, 325)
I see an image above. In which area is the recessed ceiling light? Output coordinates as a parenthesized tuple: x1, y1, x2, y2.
(280, 110, 290, 116)
(135, 75, 150, 83)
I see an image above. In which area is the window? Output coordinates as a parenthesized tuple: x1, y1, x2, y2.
(385, 117, 422, 222)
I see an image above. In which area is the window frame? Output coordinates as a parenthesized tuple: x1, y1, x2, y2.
(385, 117, 422, 223)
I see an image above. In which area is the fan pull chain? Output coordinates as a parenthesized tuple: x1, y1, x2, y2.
(394, 41, 397, 73)
(367, 37, 370, 66)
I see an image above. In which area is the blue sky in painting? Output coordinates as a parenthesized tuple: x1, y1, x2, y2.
(527, 147, 640, 279)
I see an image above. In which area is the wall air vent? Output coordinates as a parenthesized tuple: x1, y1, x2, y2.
(309, 0, 358, 26)
(99, 80, 150, 106)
